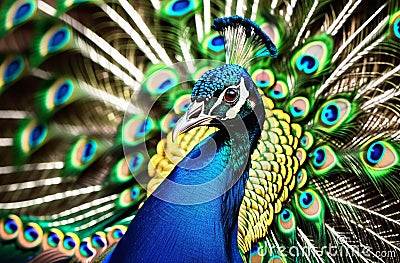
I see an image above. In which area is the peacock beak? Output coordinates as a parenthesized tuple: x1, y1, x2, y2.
(172, 101, 213, 142)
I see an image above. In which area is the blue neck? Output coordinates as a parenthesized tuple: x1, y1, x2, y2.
(109, 113, 262, 263)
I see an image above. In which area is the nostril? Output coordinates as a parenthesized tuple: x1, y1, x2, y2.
(187, 102, 204, 119)
(187, 106, 202, 119)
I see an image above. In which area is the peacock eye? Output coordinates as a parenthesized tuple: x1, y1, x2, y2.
(223, 88, 239, 103)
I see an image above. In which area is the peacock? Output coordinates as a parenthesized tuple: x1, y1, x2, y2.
(0, 0, 399, 262)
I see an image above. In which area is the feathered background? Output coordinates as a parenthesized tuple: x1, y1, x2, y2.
(0, 0, 399, 262)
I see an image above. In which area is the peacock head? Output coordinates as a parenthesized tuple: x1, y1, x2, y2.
(172, 64, 264, 141)
(172, 15, 277, 141)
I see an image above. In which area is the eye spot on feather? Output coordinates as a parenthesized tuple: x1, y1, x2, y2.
(64, 236, 76, 250)
(394, 18, 400, 39)
(50, 29, 67, 48)
(281, 209, 291, 222)
(291, 38, 333, 76)
(0, 215, 22, 240)
(5, 219, 19, 235)
(29, 124, 47, 148)
(45, 78, 76, 112)
(277, 208, 296, 235)
(113, 229, 124, 239)
(311, 145, 337, 175)
(123, 116, 155, 146)
(48, 233, 60, 246)
(288, 97, 309, 120)
(313, 147, 326, 167)
(300, 131, 313, 150)
(18, 222, 43, 248)
(117, 185, 143, 208)
(300, 192, 317, 215)
(79, 240, 95, 257)
(161, 113, 180, 133)
(160, 79, 173, 91)
(143, 65, 180, 95)
(252, 68, 275, 88)
(211, 35, 224, 46)
(113, 152, 146, 183)
(161, 0, 197, 18)
(68, 138, 102, 169)
(367, 142, 385, 165)
(4, 56, 24, 84)
(208, 36, 225, 53)
(316, 99, 351, 131)
(267, 80, 288, 100)
(296, 54, 319, 74)
(295, 189, 324, 220)
(46, 229, 63, 248)
(172, 0, 190, 11)
(0, 55, 25, 88)
(14, 3, 33, 22)
(391, 13, 400, 41)
(106, 225, 127, 245)
(296, 169, 307, 189)
(39, 26, 72, 57)
(322, 103, 340, 125)
(260, 22, 281, 48)
(54, 82, 73, 105)
(174, 94, 191, 114)
(129, 153, 145, 173)
(6, 0, 36, 30)
(91, 233, 106, 248)
(360, 140, 398, 177)
(59, 232, 80, 256)
(24, 226, 39, 242)
(300, 192, 314, 209)
(81, 140, 97, 163)
(131, 185, 141, 199)
(19, 120, 48, 154)
(200, 33, 226, 58)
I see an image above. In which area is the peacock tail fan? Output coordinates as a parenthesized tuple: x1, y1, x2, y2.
(0, 0, 398, 262)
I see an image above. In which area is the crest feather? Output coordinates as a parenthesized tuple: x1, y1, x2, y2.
(212, 15, 278, 67)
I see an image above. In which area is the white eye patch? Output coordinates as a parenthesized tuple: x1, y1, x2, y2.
(207, 77, 249, 120)
(223, 77, 249, 120)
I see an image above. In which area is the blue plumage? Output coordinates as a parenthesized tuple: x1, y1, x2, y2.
(108, 133, 243, 262)
(105, 15, 275, 260)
